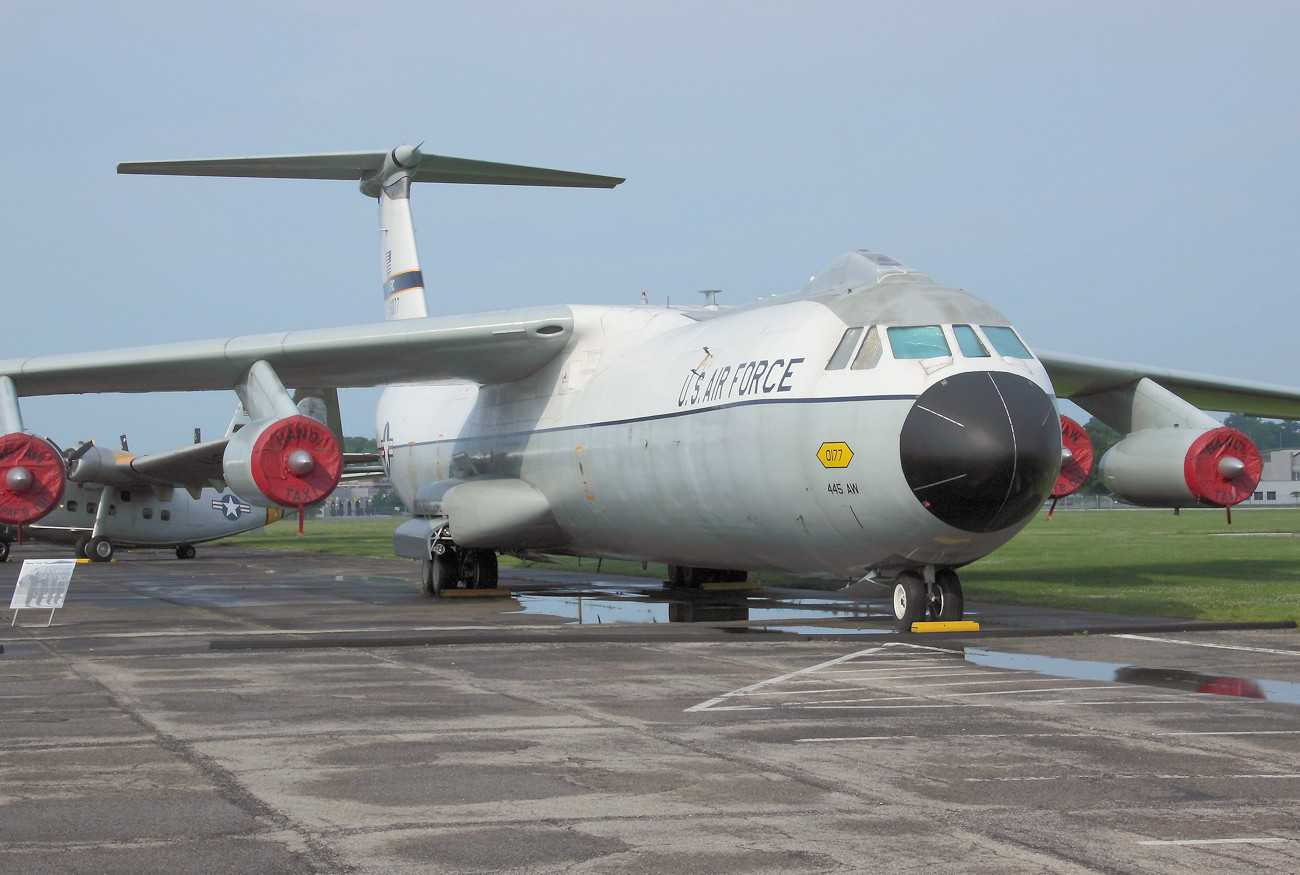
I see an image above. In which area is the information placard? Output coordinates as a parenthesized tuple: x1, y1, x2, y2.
(9, 559, 76, 625)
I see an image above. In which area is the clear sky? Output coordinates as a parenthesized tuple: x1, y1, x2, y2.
(2, 1, 1297, 451)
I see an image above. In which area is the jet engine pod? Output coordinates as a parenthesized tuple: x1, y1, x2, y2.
(222, 415, 343, 509)
(1100, 425, 1261, 508)
(1051, 415, 1094, 499)
(0, 432, 66, 525)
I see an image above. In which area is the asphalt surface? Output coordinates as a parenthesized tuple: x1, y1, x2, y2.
(2, 543, 1299, 873)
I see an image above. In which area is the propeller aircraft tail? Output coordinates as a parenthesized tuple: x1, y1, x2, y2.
(118, 148, 624, 322)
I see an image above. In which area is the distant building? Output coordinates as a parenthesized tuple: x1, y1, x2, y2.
(322, 478, 400, 516)
(1244, 449, 1300, 506)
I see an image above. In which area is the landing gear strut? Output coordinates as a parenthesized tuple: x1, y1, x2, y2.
(421, 545, 498, 597)
(892, 567, 965, 629)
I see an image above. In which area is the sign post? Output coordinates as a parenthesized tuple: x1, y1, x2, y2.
(9, 559, 76, 627)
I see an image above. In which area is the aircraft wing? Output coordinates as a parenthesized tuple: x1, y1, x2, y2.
(1039, 349, 1300, 419)
(125, 439, 229, 489)
(70, 442, 385, 496)
(0, 306, 574, 395)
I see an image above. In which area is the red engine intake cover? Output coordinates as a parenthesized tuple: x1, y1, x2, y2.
(0, 433, 66, 525)
(1183, 426, 1261, 507)
(1051, 415, 1094, 499)
(247, 415, 343, 508)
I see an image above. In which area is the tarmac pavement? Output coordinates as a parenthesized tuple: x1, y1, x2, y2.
(2, 544, 1298, 873)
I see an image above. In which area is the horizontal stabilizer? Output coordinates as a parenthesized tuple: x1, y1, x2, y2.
(118, 149, 624, 189)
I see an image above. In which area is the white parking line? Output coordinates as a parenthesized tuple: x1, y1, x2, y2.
(966, 773, 1300, 783)
(948, 685, 1108, 697)
(1138, 837, 1291, 846)
(1113, 635, 1300, 657)
(685, 642, 952, 712)
(796, 732, 1095, 743)
(906, 677, 1071, 689)
(1154, 730, 1300, 736)
(784, 695, 919, 706)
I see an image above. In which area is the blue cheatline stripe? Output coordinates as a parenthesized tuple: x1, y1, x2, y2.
(384, 270, 425, 299)
(393, 392, 919, 450)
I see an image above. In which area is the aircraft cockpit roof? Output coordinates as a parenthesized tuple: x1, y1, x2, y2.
(807, 250, 1012, 328)
(799, 250, 925, 297)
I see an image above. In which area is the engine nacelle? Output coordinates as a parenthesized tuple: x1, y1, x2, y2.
(1100, 425, 1260, 508)
(222, 415, 342, 509)
(0, 432, 66, 525)
(67, 444, 135, 485)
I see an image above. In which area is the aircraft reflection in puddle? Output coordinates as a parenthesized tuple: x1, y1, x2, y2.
(966, 648, 1300, 706)
(511, 589, 891, 633)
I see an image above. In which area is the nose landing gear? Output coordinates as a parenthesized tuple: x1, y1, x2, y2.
(892, 567, 964, 628)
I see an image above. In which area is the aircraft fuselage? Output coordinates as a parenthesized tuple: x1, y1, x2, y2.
(379, 254, 1063, 580)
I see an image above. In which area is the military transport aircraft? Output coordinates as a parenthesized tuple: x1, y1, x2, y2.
(0, 475, 285, 563)
(2, 145, 1299, 625)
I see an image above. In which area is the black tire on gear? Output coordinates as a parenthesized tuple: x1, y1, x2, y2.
(89, 536, 114, 563)
(461, 549, 498, 589)
(892, 571, 926, 629)
(421, 550, 457, 596)
(933, 568, 965, 621)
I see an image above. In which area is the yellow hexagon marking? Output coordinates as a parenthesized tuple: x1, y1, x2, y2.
(817, 441, 854, 469)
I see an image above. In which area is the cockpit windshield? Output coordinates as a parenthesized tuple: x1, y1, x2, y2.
(981, 326, 1033, 359)
(886, 326, 950, 359)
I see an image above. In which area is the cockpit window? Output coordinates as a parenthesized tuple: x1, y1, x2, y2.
(953, 324, 989, 357)
(825, 326, 864, 370)
(887, 326, 950, 359)
(981, 325, 1033, 359)
(851, 326, 883, 369)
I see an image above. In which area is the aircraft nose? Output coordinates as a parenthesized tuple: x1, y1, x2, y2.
(900, 371, 1060, 533)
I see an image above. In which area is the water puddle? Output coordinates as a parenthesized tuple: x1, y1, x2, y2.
(512, 590, 891, 631)
(966, 647, 1300, 705)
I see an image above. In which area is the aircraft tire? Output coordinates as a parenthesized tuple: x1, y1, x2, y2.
(892, 572, 926, 628)
(89, 536, 114, 563)
(422, 551, 456, 597)
(0, 540, 9, 561)
(176, 544, 197, 560)
(933, 569, 964, 621)
(74, 534, 91, 559)
(462, 549, 498, 589)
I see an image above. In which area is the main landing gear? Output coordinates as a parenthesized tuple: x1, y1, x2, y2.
(421, 545, 499, 596)
(891, 567, 964, 628)
(73, 534, 114, 562)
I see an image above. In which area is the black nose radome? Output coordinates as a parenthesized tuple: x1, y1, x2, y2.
(900, 371, 1060, 533)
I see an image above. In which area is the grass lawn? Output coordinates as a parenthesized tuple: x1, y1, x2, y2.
(226, 508, 1300, 623)
(961, 508, 1300, 623)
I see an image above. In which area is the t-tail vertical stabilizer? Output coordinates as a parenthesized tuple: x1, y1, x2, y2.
(118, 147, 624, 321)
(374, 146, 427, 320)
